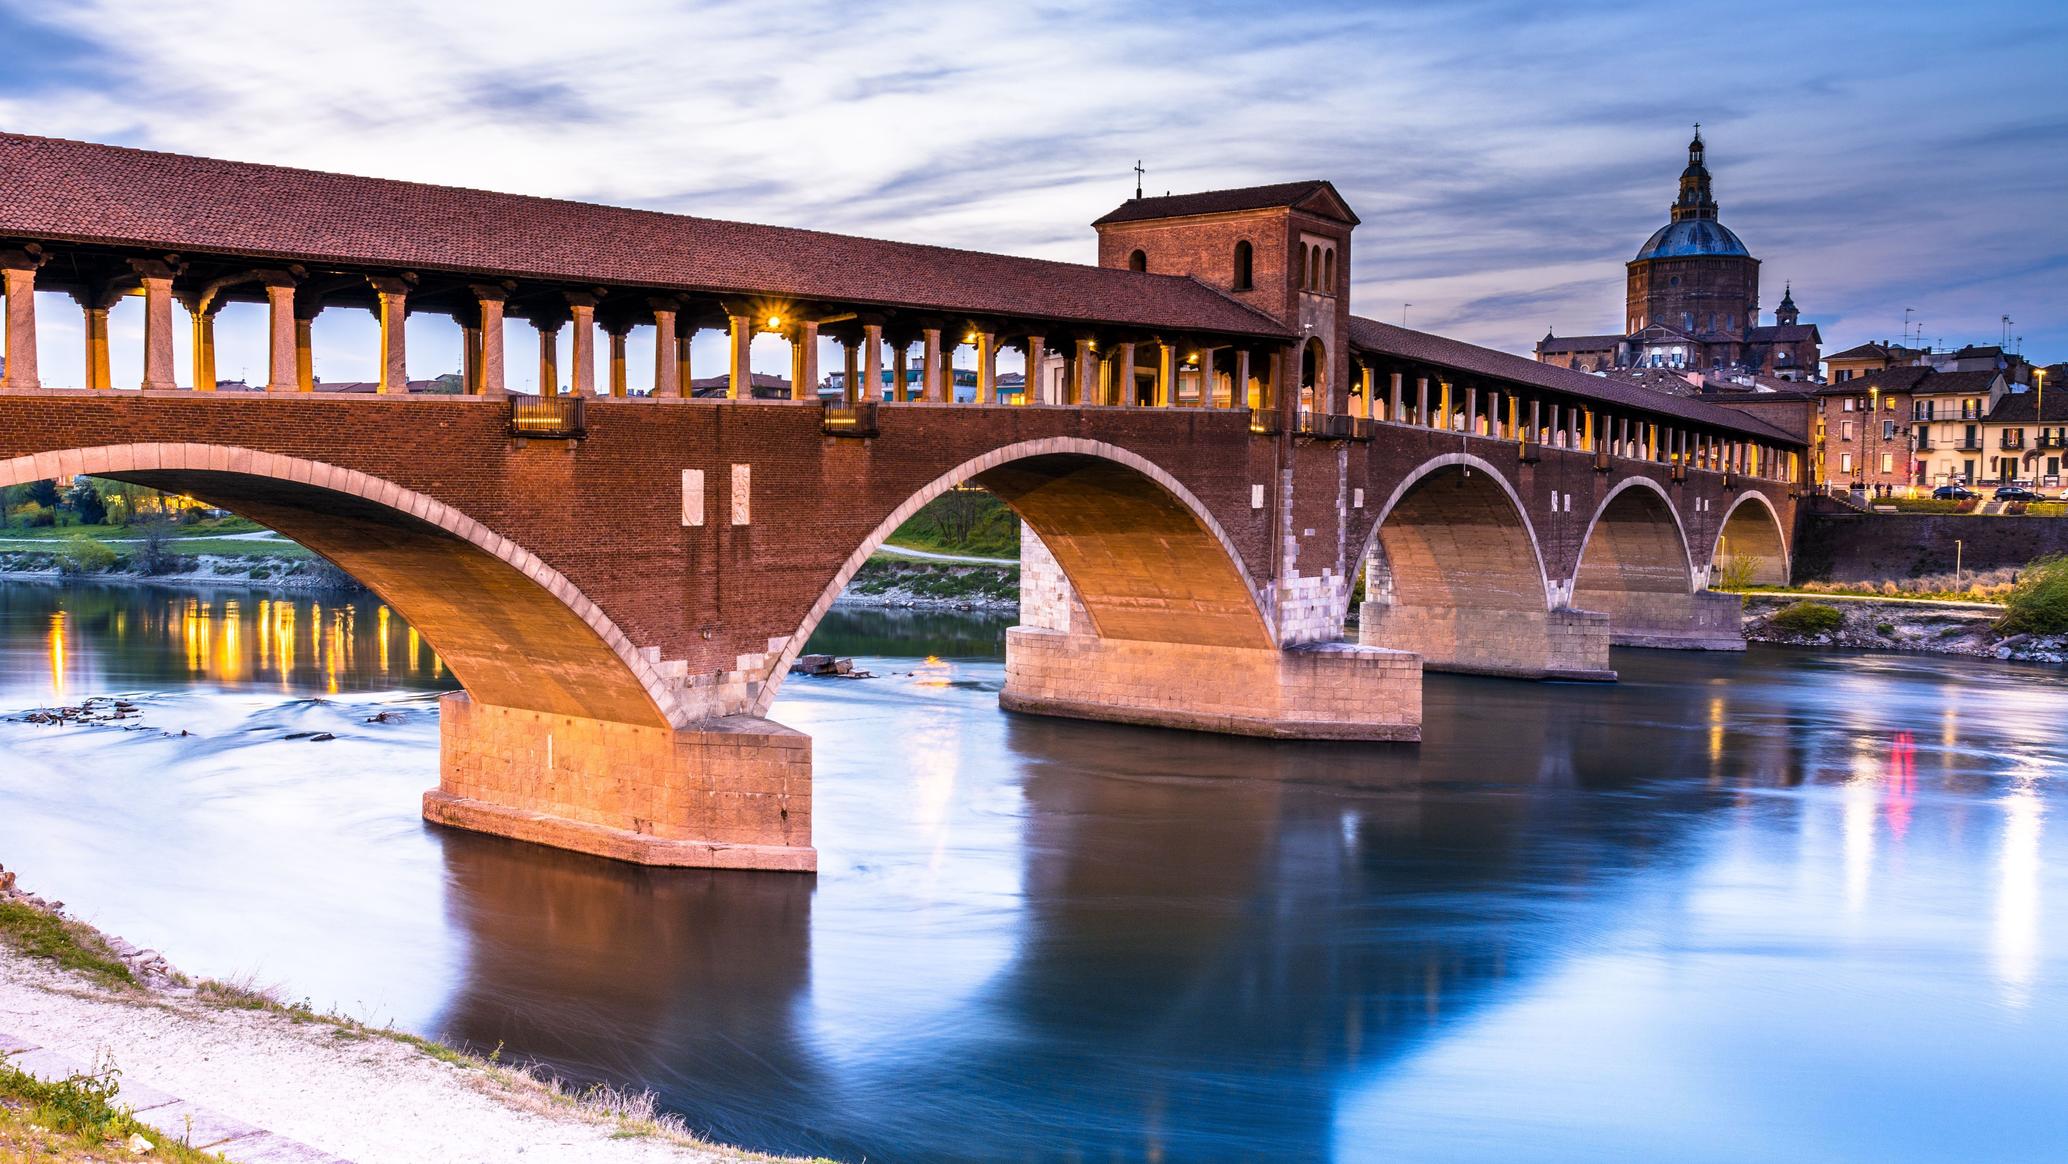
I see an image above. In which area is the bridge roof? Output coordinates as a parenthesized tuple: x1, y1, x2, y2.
(1347, 316, 1803, 444)
(0, 133, 1289, 339)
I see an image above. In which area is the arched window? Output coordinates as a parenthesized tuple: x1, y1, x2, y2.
(1323, 249, 1335, 295)
(1232, 240, 1253, 291)
(1308, 247, 1321, 291)
(1297, 243, 1308, 289)
(1128, 249, 1147, 272)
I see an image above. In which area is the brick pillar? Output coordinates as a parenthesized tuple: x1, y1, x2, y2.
(470, 287, 507, 397)
(842, 336, 861, 406)
(863, 323, 884, 404)
(261, 274, 298, 392)
(790, 319, 819, 400)
(537, 320, 562, 397)
(565, 293, 598, 396)
(649, 300, 680, 398)
(135, 263, 178, 391)
(0, 253, 40, 390)
(920, 327, 943, 402)
(728, 313, 753, 399)
(368, 276, 410, 394)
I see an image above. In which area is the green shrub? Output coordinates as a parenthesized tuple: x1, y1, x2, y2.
(54, 535, 117, 576)
(1876, 622, 1896, 636)
(11, 500, 55, 528)
(1770, 600, 1843, 636)
(1997, 555, 2068, 636)
(1712, 553, 1765, 593)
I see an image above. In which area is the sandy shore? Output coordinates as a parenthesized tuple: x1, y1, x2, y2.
(0, 930, 805, 1163)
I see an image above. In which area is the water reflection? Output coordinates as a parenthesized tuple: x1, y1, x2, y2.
(1, 581, 455, 702)
(3, 589, 2068, 1161)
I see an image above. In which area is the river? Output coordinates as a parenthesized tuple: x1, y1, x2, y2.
(1, 579, 2065, 1162)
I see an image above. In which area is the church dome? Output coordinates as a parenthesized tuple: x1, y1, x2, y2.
(1633, 217, 1750, 261)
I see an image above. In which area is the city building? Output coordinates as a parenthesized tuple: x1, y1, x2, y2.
(1536, 131, 1820, 379)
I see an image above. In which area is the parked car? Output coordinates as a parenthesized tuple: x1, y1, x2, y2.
(1995, 486, 2043, 502)
(1933, 485, 1980, 500)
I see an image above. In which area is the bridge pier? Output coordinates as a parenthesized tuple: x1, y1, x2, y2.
(1001, 627, 1421, 741)
(1586, 589, 1747, 651)
(1358, 600, 1615, 681)
(425, 693, 816, 872)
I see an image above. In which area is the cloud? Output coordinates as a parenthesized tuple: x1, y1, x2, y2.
(1, 0, 2062, 386)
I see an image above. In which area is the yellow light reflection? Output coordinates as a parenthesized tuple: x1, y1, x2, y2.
(1994, 773, 2044, 1008)
(46, 612, 67, 700)
(377, 605, 391, 676)
(217, 600, 243, 683)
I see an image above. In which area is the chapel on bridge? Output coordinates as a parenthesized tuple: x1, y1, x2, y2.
(1535, 130, 1820, 380)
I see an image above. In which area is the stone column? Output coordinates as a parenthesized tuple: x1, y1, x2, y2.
(1155, 342, 1176, 407)
(537, 320, 562, 397)
(920, 328, 943, 402)
(790, 319, 819, 401)
(0, 252, 41, 390)
(1074, 339, 1098, 407)
(83, 302, 111, 390)
(1388, 372, 1403, 423)
(368, 276, 410, 394)
(863, 323, 884, 404)
(1024, 334, 1046, 404)
(260, 274, 298, 392)
(974, 331, 998, 403)
(605, 323, 630, 397)
(892, 342, 909, 402)
(1116, 342, 1137, 406)
(134, 262, 178, 391)
(1236, 350, 1253, 412)
(470, 287, 507, 397)
(1465, 388, 1479, 434)
(461, 323, 481, 394)
(649, 300, 680, 398)
(1195, 345, 1220, 407)
(676, 323, 694, 396)
(727, 313, 753, 399)
(1361, 364, 1376, 419)
(1416, 377, 1431, 426)
(565, 292, 598, 396)
(842, 337, 861, 406)
(186, 298, 221, 392)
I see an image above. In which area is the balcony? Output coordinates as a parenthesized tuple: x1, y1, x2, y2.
(1955, 437, 1985, 451)
(508, 394, 585, 440)
(2000, 436, 2027, 451)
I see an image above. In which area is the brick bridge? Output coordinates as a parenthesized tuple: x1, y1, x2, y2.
(0, 134, 1801, 871)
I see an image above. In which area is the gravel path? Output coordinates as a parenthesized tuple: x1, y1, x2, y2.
(0, 946, 790, 1164)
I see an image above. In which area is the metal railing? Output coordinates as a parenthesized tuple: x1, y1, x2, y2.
(1248, 408, 1283, 436)
(508, 394, 585, 439)
(821, 400, 879, 437)
(2001, 435, 2027, 450)
(1294, 412, 1368, 440)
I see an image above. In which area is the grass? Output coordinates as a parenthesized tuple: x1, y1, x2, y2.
(884, 491, 1021, 559)
(0, 900, 135, 989)
(0, 517, 262, 542)
(850, 560, 1017, 602)
(0, 1059, 229, 1162)
(1996, 555, 2068, 636)
(1769, 600, 1844, 636)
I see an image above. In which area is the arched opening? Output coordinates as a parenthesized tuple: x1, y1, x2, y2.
(1358, 457, 1585, 677)
(762, 440, 1274, 715)
(1128, 250, 1147, 273)
(1712, 493, 1789, 587)
(1300, 338, 1326, 414)
(1323, 249, 1335, 295)
(0, 444, 679, 728)
(1232, 241, 1254, 291)
(1571, 480, 1697, 645)
(1296, 243, 1308, 289)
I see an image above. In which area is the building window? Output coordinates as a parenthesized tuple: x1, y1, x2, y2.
(1883, 420, 1896, 440)
(1881, 453, 1894, 473)
(1296, 243, 1308, 288)
(1841, 453, 1854, 473)
(1323, 248, 1335, 295)
(1128, 249, 1147, 272)
(1232, 240, 1253, 291)
(1838, 369, 1853, 382)
(1842, 398, 1854, 412)
(1841, 421, 1854, 440)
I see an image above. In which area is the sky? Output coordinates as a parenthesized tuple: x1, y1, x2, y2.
(2, 0, 2063, 389)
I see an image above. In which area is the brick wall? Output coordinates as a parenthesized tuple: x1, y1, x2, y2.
(1795, 510, 2068, 582)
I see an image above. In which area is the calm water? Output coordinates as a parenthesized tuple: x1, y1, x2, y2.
(3, 580, 2067, 1162)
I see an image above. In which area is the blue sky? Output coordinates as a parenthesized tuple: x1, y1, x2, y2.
(2, 0, 2062, 388)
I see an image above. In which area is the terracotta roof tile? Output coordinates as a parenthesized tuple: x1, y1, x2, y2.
(0, 133, 1287, 339)
(1092, 181, 1358, 226)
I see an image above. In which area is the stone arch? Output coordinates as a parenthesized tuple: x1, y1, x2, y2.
(1128, 249, 1147, 273)
(1232, 240, 1253, 291)
(757, 437, 1274, 715)
(1300, 337, 1327, 410)
(1, 443, 686, 728)
(1711, 490, 1789, 586)
(1569, 477, 1701, 645)
(1356, 454, 1576, 676)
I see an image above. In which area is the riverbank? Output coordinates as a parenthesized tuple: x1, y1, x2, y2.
(836, 556, 1017, 611)
(1739, 592, 2068, 663)
(0, 868, 809, 1163)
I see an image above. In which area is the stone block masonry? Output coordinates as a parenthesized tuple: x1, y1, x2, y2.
(1001, 627, 1421, 741)
(426, 692, 815, 871)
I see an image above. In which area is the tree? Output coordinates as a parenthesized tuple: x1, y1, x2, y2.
(67, 480, 107, 526)
(24, 478, 59, 508)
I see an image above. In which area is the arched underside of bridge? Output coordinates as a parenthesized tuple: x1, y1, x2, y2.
(767, 439, 1419, 743)
(1713, 493, 1791, 587)
(1569, 481, 1741, 651)
(1357, 456, 1611, 680)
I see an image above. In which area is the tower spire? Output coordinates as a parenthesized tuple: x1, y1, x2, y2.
(1671, 125, 1717, 222)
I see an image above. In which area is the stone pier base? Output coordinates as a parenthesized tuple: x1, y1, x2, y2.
(1589, 590, 1747, 651)
(1359, 602, 1615, 681)
(425, 692, 815, 872)
(1000, 627, 1422, 741)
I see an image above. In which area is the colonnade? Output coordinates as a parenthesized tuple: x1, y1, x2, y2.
(1341, 363, 1795, 482)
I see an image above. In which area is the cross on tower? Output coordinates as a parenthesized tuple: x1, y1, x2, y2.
(1133, 160, 1145, 200)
